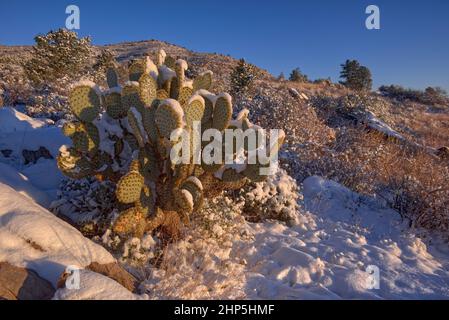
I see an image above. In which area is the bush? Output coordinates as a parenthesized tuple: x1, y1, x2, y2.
(24, 29, 93, 89)
(287, 125, 449, 235)
(339, 59, 372, 91)
(379, 85, 448, 106)
(230, 58, 256, 98)
(235, 168, 300, 226)
(289, 67, 308, 83)
(313, 78, 332, 85)
(50, 178, 117, 237)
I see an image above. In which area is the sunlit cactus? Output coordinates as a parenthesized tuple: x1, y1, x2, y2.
(57, 49, 284, 239)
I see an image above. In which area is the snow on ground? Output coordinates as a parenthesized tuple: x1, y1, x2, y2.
(142, 175, 449, 300)
(1, 107, 448, 299)
(242, 177, 449, 299)
(364, 111, 404, 141)
(0, 162, 52, 207)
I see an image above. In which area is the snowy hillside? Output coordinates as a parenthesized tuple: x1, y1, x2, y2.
(1, 108, 448, 300)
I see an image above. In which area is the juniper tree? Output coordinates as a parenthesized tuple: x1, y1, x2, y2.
(424, 87, 448, 105)
(24, 29, 93, 88)
(339, 59, 372, 91)
(230, 58, 256, 98)
(92, 48, 116, 83)
(289, 68, 308, 83)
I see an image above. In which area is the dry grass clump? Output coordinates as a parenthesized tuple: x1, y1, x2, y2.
(289, 126, 449, 234)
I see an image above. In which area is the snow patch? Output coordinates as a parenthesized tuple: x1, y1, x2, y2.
(0, 182, 115, 287)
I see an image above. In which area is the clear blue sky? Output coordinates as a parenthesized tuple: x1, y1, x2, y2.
(1, 0, 448, 91)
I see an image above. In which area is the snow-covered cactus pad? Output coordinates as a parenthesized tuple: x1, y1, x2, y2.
(57, 49, 285, 240)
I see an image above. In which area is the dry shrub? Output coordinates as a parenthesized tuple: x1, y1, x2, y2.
(371, 145, 449, 232)
(237, 81, 335, 147)
(288, 126, 449, 234)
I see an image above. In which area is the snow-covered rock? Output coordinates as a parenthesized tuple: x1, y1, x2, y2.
(0, 261, 55, 300)
(363, 111, 404, 141)
(0, 162, 52, 207)
(53, 269, 142, 300)
(0, 107, 69, 200)
(0, 182, 115, 288)
(0, 107, 69, 160)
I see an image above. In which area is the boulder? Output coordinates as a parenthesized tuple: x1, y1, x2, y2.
(0, 262, 55, 300)
(86, 262, 138, 293)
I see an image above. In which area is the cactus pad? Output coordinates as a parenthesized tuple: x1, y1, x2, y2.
(184, 96, 205, 128)
(174, 188, 194, 214)
(193, 71, 212, 91)
(106, 67, 119, 88)
(112, 207, 146, 237)
(164, 56, 176, 69)
(212, 94, 232, 131)
(201, 94, 215, 124)
(62, 122, 78, 137)
(72, 131, 95, 153)
(138, 73, 157, 106)
(57, 153, 92, 179)
(178, 86, 193, 106)
(155, 99, 184, 139)
(156, 49, 166, 66)
(122, 82, 144, 112)
(157, 89, 169, 100)
(140, 101, 159, 144)
(116, 171, 144, 204)
(180, 178, 203, 212)
(128, 59, 146, 82)
(105, 91, 126, 119)
(242, 163, 267, 182)
(69, 84, 101, 122)
(139, 146, 159, 181)
(127, 108, 146, 147)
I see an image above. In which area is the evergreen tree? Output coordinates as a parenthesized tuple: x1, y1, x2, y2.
(289, 67, 308, 82)
(92, 48, 116, 83)
(339, 59, 372, 91)
(277, 72, 285, 81)
(24, 29, 93, 88)
(230, 58, 256, 97)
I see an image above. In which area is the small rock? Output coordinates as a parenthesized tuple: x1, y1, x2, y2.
(22, 146, 53, 164)
(0, 262, 55, 300)
(0, 149, 12, 158)
(86, 262, 138, 293)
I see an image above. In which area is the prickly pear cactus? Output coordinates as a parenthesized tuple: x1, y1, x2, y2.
(57, 49, 284, 240)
